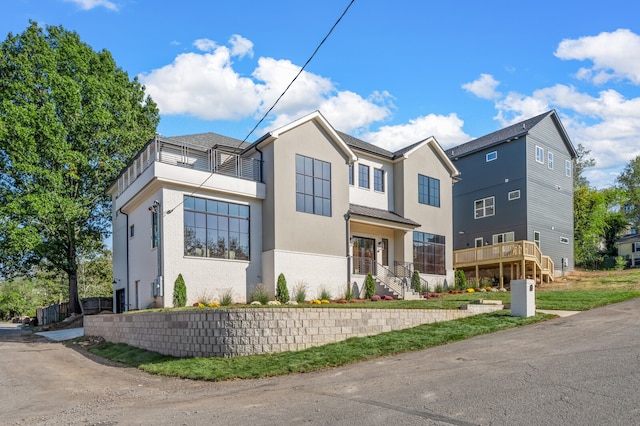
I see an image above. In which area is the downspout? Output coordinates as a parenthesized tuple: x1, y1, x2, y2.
(118, 208, 130, 312)
(344, 212, 351, 289)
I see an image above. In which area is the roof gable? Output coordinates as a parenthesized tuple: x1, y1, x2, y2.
(446, 110, 577, 160)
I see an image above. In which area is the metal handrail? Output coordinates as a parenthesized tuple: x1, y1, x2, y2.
(394, 261, 429, 291)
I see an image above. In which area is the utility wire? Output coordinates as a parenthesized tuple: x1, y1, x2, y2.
(240, 0, 356, 144)
(166, 0, 356, 215)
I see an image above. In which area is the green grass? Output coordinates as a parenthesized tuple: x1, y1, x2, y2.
(89, 311, 551, 381)
(535, 290, 640, 310)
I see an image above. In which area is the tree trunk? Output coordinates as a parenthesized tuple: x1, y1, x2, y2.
(68, 271, 81, 315)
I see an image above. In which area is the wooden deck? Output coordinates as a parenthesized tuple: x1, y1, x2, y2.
(453, 240, 554, 288)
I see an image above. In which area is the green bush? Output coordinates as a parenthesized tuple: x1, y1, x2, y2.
(411, 270, 422, 292)
(344, 283, 354, 301)
(434, 283, 444, 293)
(173, 274, 187, 307)
(275, 273, 290, 303)
(219, 289, 233, 306)
(293, 283, 307, 303)
(454, 270, 467, 290)
(318, 287, 332, 301)
(364, 273, 376, 299)
(251, 284, 270, 305)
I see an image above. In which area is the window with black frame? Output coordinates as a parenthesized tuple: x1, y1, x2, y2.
(183, 196, 249, 260)
(413, 231, 446, 275)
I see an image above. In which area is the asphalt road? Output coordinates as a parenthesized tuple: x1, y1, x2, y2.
(1, 299, 639, 425)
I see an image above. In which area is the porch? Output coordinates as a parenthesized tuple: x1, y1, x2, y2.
(453, 240, 554, 288)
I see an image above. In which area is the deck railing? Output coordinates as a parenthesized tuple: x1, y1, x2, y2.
(454, 240, 554, 275)
(115, 139, 262, 198)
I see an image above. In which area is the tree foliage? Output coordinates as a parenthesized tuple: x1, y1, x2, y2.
(275, 273, 290, 303)
(173, 274, 187, 308)
(617, 155, 640, 229)
(411, 270, 421, 292)
(364, 273, 376, 299)
(573, 143, 596, 188)
(0, 22, 159, 313)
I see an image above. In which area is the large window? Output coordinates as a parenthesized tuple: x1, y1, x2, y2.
(374, 168, 384, 192)
(358, 164, 369, 189)
(474, 196, 495, 219)
(296, 154, 331, 217)
(413, 232, 446, 275)
(184, 196, 250, 260)
(492, 231, 515, 244)
(418, 174, 440, 207)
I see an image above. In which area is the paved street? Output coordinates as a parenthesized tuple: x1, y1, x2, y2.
(1, 299, 639, 425)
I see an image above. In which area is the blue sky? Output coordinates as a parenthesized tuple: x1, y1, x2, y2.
(3, 0, 640, 189)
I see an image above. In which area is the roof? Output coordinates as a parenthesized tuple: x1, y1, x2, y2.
(617, 233, 640, 244)
(337, 131, 395, 159)
(161, 132, 249, 152)
(445, 110, 577, 160)
(348, 204, 420, 227)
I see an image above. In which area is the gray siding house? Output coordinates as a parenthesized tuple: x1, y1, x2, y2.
(446, 110, 577, 276)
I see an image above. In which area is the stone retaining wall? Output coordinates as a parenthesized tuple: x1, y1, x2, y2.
(84, 306, 503, 358)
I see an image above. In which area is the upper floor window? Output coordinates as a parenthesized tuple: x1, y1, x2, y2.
(534, 231, 541, 248)
(348, 164, 354, 185)
(535, 146, 544, 164)
(565, 160, 572, 177)
(296, 154, 331, 217)
(418, 174, 440, 207)
(475, 196, 495, 219)
(183, 196, 250, 260)
(358, 164, 369, 189)
(129, 224, 135, 238)
(508, 190, 520, 200)
(486, 151, 497, 162)
(374, 168, 384, 192)
(548, 151, 554, 169)
(560, 237, 569, 244)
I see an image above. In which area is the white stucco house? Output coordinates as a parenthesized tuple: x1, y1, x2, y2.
(109, 111, 460, 311)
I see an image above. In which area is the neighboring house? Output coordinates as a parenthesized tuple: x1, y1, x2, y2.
(617, 233, 640, 267)
(445, 110, 577, 278)
(109, 111, 460, 311)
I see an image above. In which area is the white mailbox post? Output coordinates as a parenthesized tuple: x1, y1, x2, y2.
(511, 279, 535, 317)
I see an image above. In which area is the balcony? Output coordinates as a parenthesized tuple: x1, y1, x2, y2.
(114, 138, 262, 199)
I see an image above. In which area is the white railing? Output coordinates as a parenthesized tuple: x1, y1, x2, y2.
(115, 139, 262, 198)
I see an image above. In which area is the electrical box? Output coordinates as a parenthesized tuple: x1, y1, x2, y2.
(510, 279, 535, 317)
(151, 276, 164, 297)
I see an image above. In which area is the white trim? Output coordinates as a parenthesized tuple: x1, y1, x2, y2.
(548, 151, 554, 170)
(565, 159, 572, 177)
(486, 151, 497, 162)
(560, 237, 569, 244)
(475, 237, 483, 248)
(534, 231, 541, 248)
(474, 196, 495, 219)
(535, 145, 544, 164)
(508, 190, 520, 200)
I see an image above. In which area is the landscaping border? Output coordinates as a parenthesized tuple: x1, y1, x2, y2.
(85, 305, 502, 358)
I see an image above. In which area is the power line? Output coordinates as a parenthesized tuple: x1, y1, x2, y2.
(239, 0, 356, 145)
(166, 0, 356, 215)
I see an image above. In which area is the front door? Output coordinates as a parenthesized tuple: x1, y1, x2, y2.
(115, 288, 125, 313)
(353, 236, 376, 275)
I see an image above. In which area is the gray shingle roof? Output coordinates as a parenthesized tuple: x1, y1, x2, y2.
(617, 233, 640, 244)
(349, 204, 420, 227)
(445, 111, 552, 159)
(161, 132, 250, 152)
(337, 131, 395, 159)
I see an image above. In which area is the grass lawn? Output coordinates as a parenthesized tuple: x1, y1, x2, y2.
(82, 268, 640, 382)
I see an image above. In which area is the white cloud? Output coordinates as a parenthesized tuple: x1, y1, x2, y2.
(462, 74, 501, 100)
(362, 113, 471, 152)
(140, 36, 390, 131)
(555, 29, 640, 84)
(64, 0, 118, 11)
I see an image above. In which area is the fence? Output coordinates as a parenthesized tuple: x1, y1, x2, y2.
(36, 302, 69, 326)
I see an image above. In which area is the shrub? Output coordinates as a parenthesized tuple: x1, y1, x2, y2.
(292, 282, 307, 303)
(344, 283, 354, 301)
(219, 289, 233, 306)
(173, 274, 187, 307)
(454, 270, 467, 290)
(615, 256, 626, 271)
(434, 283, 444, 293)
(411, 270, 421, 292)
(250, 284, 270, 305)
(275, 273, 290, 303)
(364, 273, 376, 299)
(318, 287, 332, 301)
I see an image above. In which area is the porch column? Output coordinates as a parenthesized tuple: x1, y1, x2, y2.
(499, 262, 504, 289)
(475, 264, 479, 283)
(521, 259, 526, 280)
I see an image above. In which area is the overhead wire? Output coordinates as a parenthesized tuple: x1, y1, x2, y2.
(166, 0, 356, 215)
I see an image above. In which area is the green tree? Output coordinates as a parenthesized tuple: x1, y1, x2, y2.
(0, 22, 159, 314)
(574, 186, 608, 268)
(364, 273, 375, 299)
(173, 274, 187, 308)
(77, 249, 113, 299)
(617, 155, 640, 229)
(573, 143, 596, 188)
(411, 270, 421, 292)
(275, 273, 290, 303)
